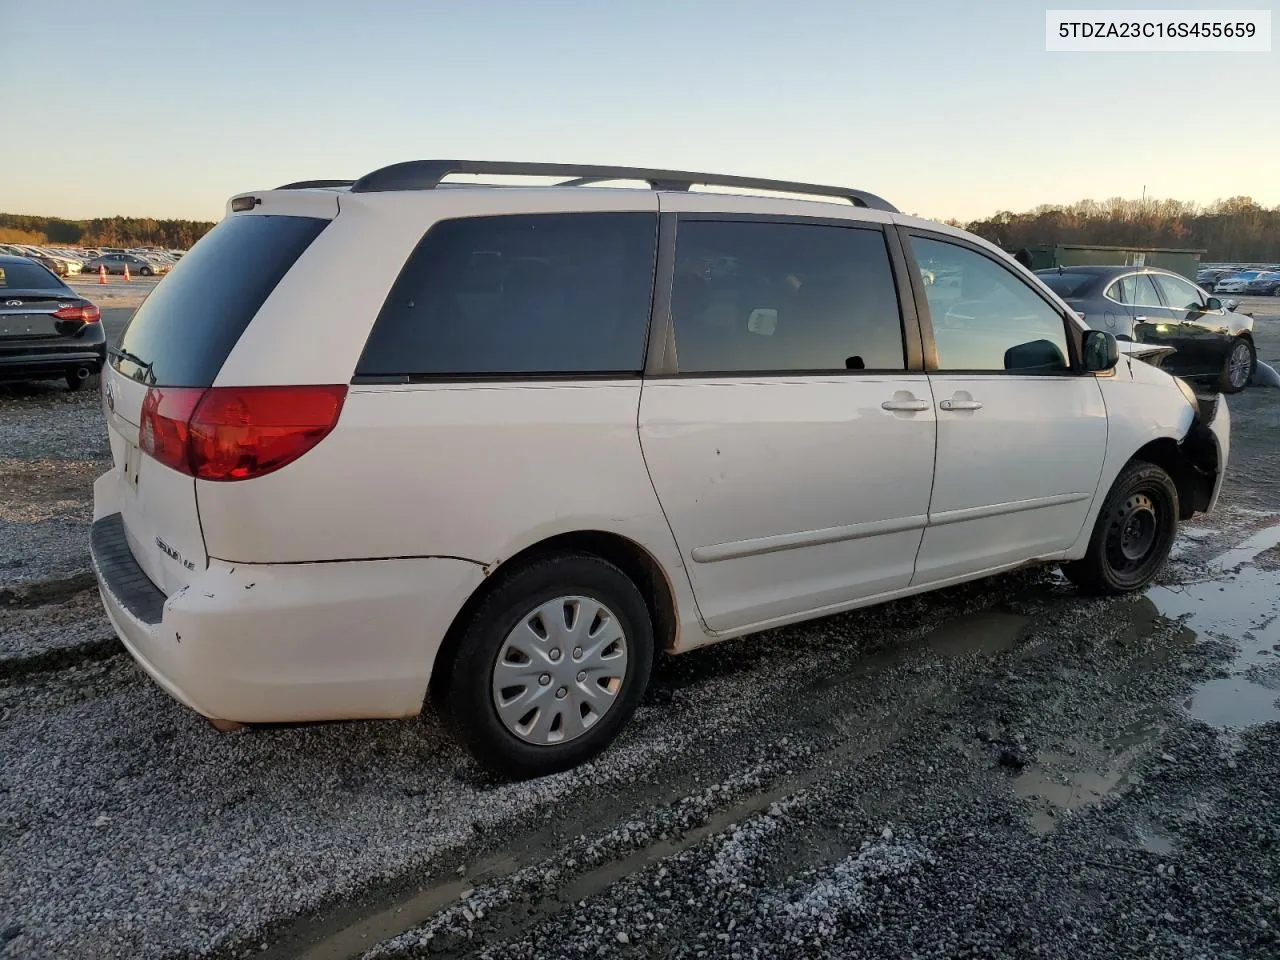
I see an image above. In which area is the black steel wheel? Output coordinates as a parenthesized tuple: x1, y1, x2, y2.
(1062, 461, 1179, 595)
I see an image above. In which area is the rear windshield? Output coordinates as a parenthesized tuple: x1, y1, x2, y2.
(1035, 272, 1096, 298)
(114, 214, 328, 386)
(0, 261, 65, 289)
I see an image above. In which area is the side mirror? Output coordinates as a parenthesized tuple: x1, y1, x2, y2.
(1082, 329, 1119, 372)
(1205, 296, 1223, 311)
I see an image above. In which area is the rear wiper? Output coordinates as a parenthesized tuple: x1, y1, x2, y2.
(108, 346, 155, 384)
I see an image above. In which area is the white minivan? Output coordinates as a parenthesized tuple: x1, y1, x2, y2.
(90, 161, 1230, 777)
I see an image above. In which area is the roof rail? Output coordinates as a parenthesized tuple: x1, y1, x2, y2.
(344, 160, 897, 212)
(275, 179, 357, 190)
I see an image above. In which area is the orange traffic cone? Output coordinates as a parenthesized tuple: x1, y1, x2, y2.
(98, 264, 108, 284)
(123, 263, 131, 281)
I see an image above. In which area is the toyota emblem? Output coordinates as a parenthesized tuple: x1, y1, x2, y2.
(104, 381, 115, 413)
(4, 300, 20, 307)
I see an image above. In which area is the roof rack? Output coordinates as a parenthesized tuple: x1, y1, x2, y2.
(308, 160, 897, 212)
(275, 179, 357, 190)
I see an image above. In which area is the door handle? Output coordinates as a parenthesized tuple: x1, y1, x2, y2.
(881, 398, 930, 412)
(939, 398, 983, 411)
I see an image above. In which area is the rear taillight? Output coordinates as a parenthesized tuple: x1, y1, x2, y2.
(52, 303, 101, 323)
(139, 385, 347, 481)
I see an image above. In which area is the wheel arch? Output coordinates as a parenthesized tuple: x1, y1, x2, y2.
(427, 530, 680, 701)
(1130, 432, 1219, 521)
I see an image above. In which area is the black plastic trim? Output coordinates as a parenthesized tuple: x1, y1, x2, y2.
(90, 513, 165, 625)
(883, 226, 925, 372)
(645, 213, 679, 376)
(347, 159, 897, 211)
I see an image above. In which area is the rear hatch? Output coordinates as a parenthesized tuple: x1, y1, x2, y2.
(102, 200, 334, 595)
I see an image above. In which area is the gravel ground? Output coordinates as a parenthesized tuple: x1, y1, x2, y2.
(0, 309, 1278, 960)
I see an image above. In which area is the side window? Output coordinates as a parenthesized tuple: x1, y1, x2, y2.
(1152, 273, 1206, 311)
(909, 236, 1071, 373)
(1109, 274, 1163, 307)
(356, 213, 657, 377)
(669, 220, 905, 373)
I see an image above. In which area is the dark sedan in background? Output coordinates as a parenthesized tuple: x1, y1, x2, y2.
(1244, 271, 1280, 296)
(0, 255, 105, 391)
(1036, 265, 1256, 393)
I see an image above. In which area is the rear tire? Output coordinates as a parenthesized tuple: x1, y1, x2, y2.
(441, 553, 654, 779)
(1061, 461, 1179, 595)
(1218, 336, 1255, 394)
(64, 371, 85, 391)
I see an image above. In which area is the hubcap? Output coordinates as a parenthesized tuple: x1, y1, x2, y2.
(491, 596, 628, 746)
(1228, 341, 1252, 387)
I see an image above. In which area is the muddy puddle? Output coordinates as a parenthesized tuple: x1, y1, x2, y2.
(924, 609, 1028, 658)
(1016, 523, 1280, 834)
(1014, 707, 1165, 835)
(1151, 522, 1280, 730)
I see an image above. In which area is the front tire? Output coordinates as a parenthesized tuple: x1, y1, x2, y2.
(1219, 336, 1255, 394)
(442, 553, 654, 779)
(140, 266, 153, 277)
(1062, 461, 1179, 595)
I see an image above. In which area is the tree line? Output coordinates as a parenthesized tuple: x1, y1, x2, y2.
(4, 194, 1278, 260)
(961, 196, 1280, 262)
(0, 213, 216, 250)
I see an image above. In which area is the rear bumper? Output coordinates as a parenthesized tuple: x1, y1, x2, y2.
(0, 327, 106, 379)
(90, 482, 486, 723)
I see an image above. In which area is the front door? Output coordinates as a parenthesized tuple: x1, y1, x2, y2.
(1148, 271, 1234, 376)
(903, 231, 1109, 585)
(639, 215, 936, 632)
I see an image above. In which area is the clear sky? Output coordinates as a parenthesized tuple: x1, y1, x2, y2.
(3, 0, 1275, 223)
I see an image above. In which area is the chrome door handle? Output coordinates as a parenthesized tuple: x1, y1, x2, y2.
(939, 398, 983, 411)
(881, 398, 930, 412)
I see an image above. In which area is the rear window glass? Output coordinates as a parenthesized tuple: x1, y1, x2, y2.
(356, 213, 657, 378)
(0, 261, 64, 289)
(1035, 272, 1095, 298)
(114, 214, 328, 386)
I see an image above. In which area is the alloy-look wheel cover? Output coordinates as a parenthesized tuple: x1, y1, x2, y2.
(1228, 340, 1252, 389)
(491, 596, 628, 746)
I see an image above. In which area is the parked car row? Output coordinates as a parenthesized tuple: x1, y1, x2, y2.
(0, 243, 84, 277)
(0, 243, 186, 278)
(1197, 265, 1280, 294)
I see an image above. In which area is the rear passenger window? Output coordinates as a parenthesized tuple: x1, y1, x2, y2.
(356, 213, 657, 378)
(669, 221, 905, 373)
(1110, 274, 1164, 307)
